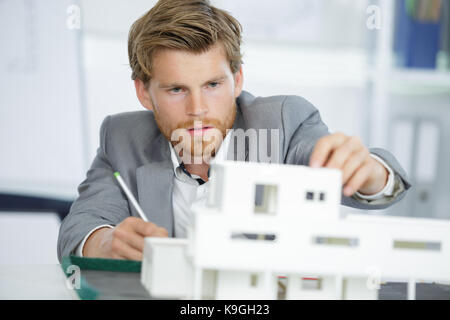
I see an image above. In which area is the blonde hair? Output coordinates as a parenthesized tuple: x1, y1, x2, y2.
(128, 0, 243, 86)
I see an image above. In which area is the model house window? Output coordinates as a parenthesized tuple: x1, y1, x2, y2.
(393, 240, 441, 252)
(313, 236, 359, 247)
(254, 184, 278, 215)
(301, 277, 322, 291)
(305, 191, 326, 202)
(250, 274, 259, 287)
(319, 192, 326, 201)
(231, 232, 277, 242)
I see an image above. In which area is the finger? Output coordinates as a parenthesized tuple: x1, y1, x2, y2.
(110, 252, 127, 260)
(341, 148, 370, 184)
(114, 227, 145, 252)
(133, 220, 158, 237)
(309, 133, 347, 168)
(151, 227, 169, 237)
(324, 136, 364, 169)
(343, 161, 373, 197)
(111, 237, 143, 261)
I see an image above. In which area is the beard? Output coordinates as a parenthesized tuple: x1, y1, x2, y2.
(153, 103, 236, 164)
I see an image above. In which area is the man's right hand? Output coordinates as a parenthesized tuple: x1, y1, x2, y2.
(83, 217, 169, 261)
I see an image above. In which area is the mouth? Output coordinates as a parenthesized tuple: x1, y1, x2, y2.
(187, 126, 214, 136)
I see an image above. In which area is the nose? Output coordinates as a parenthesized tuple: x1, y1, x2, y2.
(186, 90, 208, 118)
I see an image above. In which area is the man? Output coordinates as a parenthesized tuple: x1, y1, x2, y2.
(57, 0, 411, 262)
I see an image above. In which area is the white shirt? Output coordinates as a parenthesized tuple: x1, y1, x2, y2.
(170, 131, 233, 238)
(75, 133, 394, 256)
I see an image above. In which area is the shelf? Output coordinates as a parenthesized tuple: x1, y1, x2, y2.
(368, 68, 450, 87)
(389, 69, 450, 87)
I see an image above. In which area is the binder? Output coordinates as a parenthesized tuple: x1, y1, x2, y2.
(394, 0, 443, 69)
(441, 0, 450, 60)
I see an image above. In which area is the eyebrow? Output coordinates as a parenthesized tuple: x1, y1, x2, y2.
(158, 75, 228, 89)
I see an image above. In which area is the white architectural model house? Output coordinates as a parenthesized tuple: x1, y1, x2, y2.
(141, 160, 450, 300)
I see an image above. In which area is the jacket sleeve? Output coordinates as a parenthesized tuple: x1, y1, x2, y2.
(282, 95, 411, 210)
(57, 116, 132, 262)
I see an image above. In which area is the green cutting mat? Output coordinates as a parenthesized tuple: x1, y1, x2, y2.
(61, 255, 142, 300)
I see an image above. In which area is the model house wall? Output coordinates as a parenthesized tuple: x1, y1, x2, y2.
(206, 161, 342, 220)
(141, 161, 450, 300)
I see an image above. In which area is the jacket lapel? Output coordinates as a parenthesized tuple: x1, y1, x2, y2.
(227, 100, 249, 162)
(136, 133, 175, 236)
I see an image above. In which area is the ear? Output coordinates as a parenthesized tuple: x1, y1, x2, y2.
(134, 79, 154, 111)
(233, 65, 244, 98)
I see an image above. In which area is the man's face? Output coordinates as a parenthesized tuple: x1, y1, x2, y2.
(141, 43, 243, 163)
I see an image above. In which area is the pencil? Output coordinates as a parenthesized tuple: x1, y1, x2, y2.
(114, 171, 149, 222)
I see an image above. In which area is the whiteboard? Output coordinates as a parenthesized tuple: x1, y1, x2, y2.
(212, 0, 368, 46)
(0, 0, 87, 199)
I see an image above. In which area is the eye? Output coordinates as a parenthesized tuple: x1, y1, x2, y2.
(169, 87, 183, 94)
(208, 81, 220, 88)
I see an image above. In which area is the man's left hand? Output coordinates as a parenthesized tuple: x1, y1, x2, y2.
(309, 133, 388, 197)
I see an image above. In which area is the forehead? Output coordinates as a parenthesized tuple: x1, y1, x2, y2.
(151, 44, 232, 83)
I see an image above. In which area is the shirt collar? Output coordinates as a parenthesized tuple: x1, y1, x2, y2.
(168, 130, 232, 179)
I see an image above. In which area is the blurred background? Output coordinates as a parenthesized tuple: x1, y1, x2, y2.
(0, 0, 449, 265)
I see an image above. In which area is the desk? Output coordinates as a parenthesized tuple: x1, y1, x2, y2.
(0, 263, 152, 300)
(0, 264, 78, 300)
(1, 264, 450, 300)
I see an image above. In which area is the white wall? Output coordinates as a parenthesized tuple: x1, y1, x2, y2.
(0, 0, 87, 199)
(80, 0, 158, 160)
(0, 0, 86, 265)
(0, 213, 61, 265)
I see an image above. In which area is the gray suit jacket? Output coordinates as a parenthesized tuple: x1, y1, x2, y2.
(57, 91, 411, 261)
